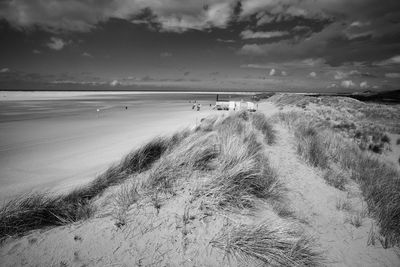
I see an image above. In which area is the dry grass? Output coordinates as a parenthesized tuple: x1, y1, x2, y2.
(1, 110, 322, 265)
(0, 132, 188, 240)
(348, 212, 364, 228)
(323, 168, 347, 190)
(251, 112, 276, 144)
(273, 105, 400, 246)
(198, 114, 281, 210)
(349, 154, 400, 244)
(211, 220, 322, 266)
(294, 124, 329, 169)
(112, 182, 140, 227)
(0, 193, 93, 240)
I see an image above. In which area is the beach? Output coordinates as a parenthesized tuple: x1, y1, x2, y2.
(0, 91, 226, 202)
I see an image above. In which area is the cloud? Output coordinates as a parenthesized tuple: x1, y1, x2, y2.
(33, 49, 41, 54)
(341, 80, 356, 88)
(350, 21, 371, 27)
(240, 64, 270, 69)
(216, 38, 235, 43)
(269, 69, 276, 76)
(385, 73, 400, 78)
(334, 71, 347, 80)
(0, 68, 10, 73)
(334, 70, 361, 80)
(82, 52, 93, 57)
(374, 55, 400, 66)
(110, 80, 119, 86)
(160, 52, 172, 57)
(309, 72, 317, 78)
(46, 37, 67, 50)
(240, 30, 289, 39)
(344, 31, 373, 40)
(360, 81, 369, 89)
(281, 70, 287, 76)
(302, 58, 326, 67)
(0, 0, 399, 43)
(238, 22, 345, 60)
(240, 58, 326, 70)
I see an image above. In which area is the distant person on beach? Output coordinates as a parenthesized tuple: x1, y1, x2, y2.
(197, 103, 201, 111)
(192, 103, 196, 110)
(125, 106, 128, 110)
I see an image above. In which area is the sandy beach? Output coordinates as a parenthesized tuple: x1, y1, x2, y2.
(0, 91, 223, 202)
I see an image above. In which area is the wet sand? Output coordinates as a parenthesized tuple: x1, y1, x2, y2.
(0, 91, 223, 202)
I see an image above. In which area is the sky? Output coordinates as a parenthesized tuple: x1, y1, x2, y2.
(0, 0, 399, 92)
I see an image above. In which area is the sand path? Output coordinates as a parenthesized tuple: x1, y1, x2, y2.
(259, 102, 400, 267)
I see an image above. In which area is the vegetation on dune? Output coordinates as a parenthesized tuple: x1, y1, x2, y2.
(1, 110, 321, 266)
(271, 93, 400, 153)
(323, 168, 347, 191)
(196, 112, 282, 210)
(271, 94, 400, 247)
(0, 132, 188, 240)
(211, 220, 322, 266)
(251, 112, 276, 144)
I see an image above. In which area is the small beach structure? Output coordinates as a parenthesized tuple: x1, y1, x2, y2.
(215, 94, 257, 111)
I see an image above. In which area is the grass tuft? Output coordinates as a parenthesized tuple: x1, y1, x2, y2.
(295, 124, 329, 169)
(0, 193, 93, 239)
(0, 131, 189, 240)
(251, 112, 276, 145)
(323, 168, 347, 190)
(211, 220, 322, 266)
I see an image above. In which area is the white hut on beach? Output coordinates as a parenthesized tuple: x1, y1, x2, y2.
(215, 94, 257, 112)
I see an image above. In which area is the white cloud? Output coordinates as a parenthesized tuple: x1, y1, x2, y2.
(334, 71, 347, 80)
(350, 21, 370, 27)
(240, 30, 289, 39)
(239, 44, 265, 55)
(82, 52, 93, 57)
(269, 68, 276, 76)
(33, 49, 41, 54)
(385, 73, 400, 78)
(345, 31, 373, 40)
(334, 70, 360, 80)
(374, 55, 400, 66)
(302, 58, 326, 67)
(341, 80, 356, 88)
(309, 71, 317, 78)
(47, 37, 66, 50)
(0, 68, 10, 73)
(281, 70, 287, 76)
(360, 81, 369, 89)
(110, 80, 119, 86)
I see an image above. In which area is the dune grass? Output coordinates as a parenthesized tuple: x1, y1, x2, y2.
(294, 125, 329, 169)
(1, 111, 322, 265)
(323, 168, 347, 191)
(251, 112, 276, 144)
(197, 113, 281, 210)
(211, 220, 322, 266)
(273, 109, 400, 247)
(0, 132, 189, 240)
